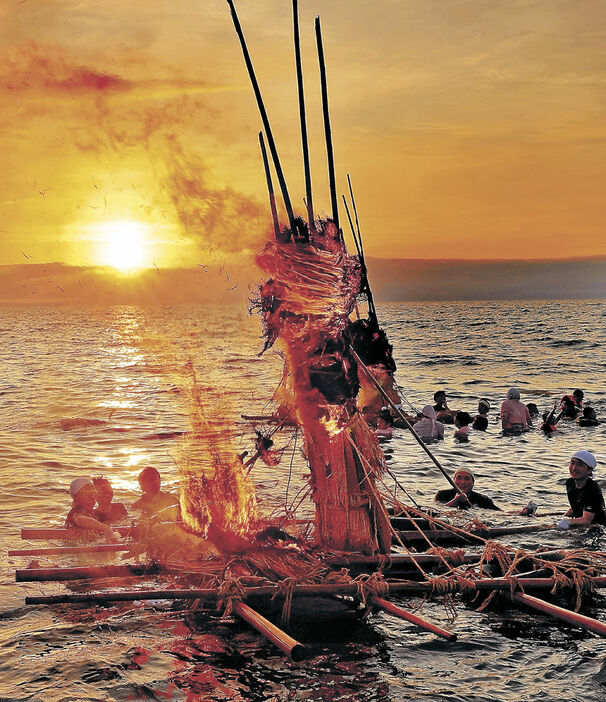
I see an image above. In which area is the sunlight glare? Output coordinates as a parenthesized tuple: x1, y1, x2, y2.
(102, 220, 150, 271)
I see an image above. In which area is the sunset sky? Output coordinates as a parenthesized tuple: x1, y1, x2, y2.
(1, 0, 605, 275)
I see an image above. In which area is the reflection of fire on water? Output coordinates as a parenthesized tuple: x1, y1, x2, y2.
(178, 362, 258, 547)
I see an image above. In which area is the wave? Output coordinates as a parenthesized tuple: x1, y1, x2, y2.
(142, 430, 187, 440)
(548, 339, 587, 347)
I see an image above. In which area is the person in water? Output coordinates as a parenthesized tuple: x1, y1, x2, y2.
(92, 477, 128, 524)
(433, 390, 454, 424)
(557, 450, 605, 529)
(133, 466, 179, 517)
(435, 469, 500, 510)
(578, 406, 600, 427)
(65, 478, 121, 541)
(374, 408, 394, 439)
(500, 387, 532, 434)
(414, 405, 445, 442)
(559, 395, 580, 420)
(526, 402, 539, 419)
(472, 399, 490, 431)
(454, 411, 472, 441)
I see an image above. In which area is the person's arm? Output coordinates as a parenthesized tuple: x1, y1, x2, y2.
(71, 513, 121, 542)
(525, 406, 532, 427)
(501, 402, 510, 429)
(568, 510, 595, 527)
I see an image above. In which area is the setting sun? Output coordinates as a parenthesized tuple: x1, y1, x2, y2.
(101, 220, 150, 271)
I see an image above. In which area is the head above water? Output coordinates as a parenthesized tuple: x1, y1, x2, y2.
(583, 406, 597, 420)
(92, 476, 113, 507)
(526, 402, 539, 417)
(138, 466, 161, 495)
(507, 387, 521, 401)
(573, 389, 584, 402)
(422, 405, 436, 420)
(454, 469, 475, 493)
(478, 399, 490, 414)
(571, 450, 597, 471)
(455, 411, 472, 428)
(69, 478, 96, 509)
(433, 390, 446, 404)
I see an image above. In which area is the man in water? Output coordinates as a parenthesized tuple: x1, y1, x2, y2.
(501, 387, 532, 434)
(435, 469, 500, 510)
(454, 411, 473, 441)
(472, 399, 490, 431)
(65, 478, 121, 541)
(557, 450, 605, 529)
(133, 466, 179, 518)
(433, 390, 454, 424)
(93, 476, 128, 524)
(414, 405, 445, 442)
(578, 407, 600, 427)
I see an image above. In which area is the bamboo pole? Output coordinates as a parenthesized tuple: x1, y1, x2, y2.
(16, 564, 161, 582)
(292, 0, 314, 230)
(369, 596, 457, 641)
(21, 527, 135, 540)
(10, 544, 133, 556)
(350, 349, 467, 499)
(395, 524, 551, 544)
(24, 577, 606, 606)
(315, 15, 339, 230)
(226, 0, 295, 230)
(511, 592, 606, 638)
(233, 601, 306, 661)
(259, 131, 280, 237)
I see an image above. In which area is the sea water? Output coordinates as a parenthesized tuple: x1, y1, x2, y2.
(1, 300, 605, 701)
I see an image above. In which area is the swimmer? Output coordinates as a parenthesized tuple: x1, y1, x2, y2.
(133, 466, 179, 517)
(578, 406, 600, 428)
(526, 402, 540, 419)
(65, 478, 121, 541)
(472, 399, 490, 431)
(374, 408, 394, 439)
(414, 405, 445, 442)
(92, 477, 128, 524)
(435, 469, 500, 510)
(433, 390, 454, 424)
(556, 451, 605, 529)
(559, 395, 579, 420)
(501, 387, 532, 434)
(453, 411, 472, 441)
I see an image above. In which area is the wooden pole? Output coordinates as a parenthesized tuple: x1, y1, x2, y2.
(511, 592, 606, 638)
(369, 596, 457, 641)
(10, 543, 133, 556)
(259, 131, 280, 238)
(395, 524, 552, 544)
(292, 0, 314, 230)
(233, 601, 306, 661)
(226, 0, 296, 230)
(24, 577, 606, 606)
(16, 564, 161, 582)
(351, 349, 466, 498)
(315, 16, 339, 230)
(21, 527, 135, 540)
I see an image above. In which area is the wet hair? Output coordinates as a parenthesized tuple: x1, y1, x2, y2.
(477, 399, 490, 414)
(378, 408, 394, 426)
(92, 476, 112, 492)
(573, 389, 584, 401)
(138, 466, 160, 482)
(433, 390, 446, 402)
(455, 411, 472, 427)
(472, 415, 488, 431)
(526, 402, 539, 417)
(583, 406, 597, 420)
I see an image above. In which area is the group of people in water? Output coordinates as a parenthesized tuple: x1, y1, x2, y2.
(65, 466, 178, 539)
(374, 387, 600, 443)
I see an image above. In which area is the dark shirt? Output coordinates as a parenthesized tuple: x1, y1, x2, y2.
(435, 488, 500, 511)
(94, 502, 128, 524)
(565, 478, 606, 525)
(65, 504, 97, 528)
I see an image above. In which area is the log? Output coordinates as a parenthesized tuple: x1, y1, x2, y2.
(10, 544, 133, 556)
(21, 527, 134, 540)
(24, 577, 606, 606)
(16, 564, 161, 582)
(233, 601, 306, 661)
(326, 553, 479, 568)
(395, 524, 550, 544)
(511, 592, 606, 638)
(369, 596, 457, 641)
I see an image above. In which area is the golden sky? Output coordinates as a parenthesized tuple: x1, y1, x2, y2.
(1, 0, 605, 270)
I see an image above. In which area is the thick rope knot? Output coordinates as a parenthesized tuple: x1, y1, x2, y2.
(216, 575, 246, 619)
(429, 574, 477, 597)
(353, 572, 389, 605)
(427, 547, 466, 567)
(272, 577, 298, 626)
(376, 554, 392, 572)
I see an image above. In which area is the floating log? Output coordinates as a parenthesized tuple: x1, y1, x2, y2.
(24, 577, 606, 606)
(16, 564, 161, 582)
(511, 592, 606, 638)
(326, 553, 479, 568)
(369, 596, 457, 641)
(10, 544, 133, 556)
(21, 527, 134, 540)
(233, 601, 306, 661)
(395, 524, 550, 544)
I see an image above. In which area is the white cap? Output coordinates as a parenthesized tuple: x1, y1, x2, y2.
(572, 450, 597, 470)
(70, 478, 93, 498)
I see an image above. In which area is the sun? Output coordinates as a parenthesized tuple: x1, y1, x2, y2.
(101, 220, 150, 271)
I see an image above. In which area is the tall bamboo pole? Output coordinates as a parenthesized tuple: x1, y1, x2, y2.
(226, 0, 295, 230)
(259, 131, 280, 237)
(315, 16, 339, 229)
(292, 0, 314, 230)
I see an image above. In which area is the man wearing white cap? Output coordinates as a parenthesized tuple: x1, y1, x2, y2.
(65, 478, 121, 541)
(557, 451, 605, 529)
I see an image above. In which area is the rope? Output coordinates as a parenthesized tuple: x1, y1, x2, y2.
(273, 577, 298, 626)
(216, 575, 246, 619)
(353, 572, 390, 606)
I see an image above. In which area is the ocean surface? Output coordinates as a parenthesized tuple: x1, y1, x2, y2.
(1, 299, 606, 701)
